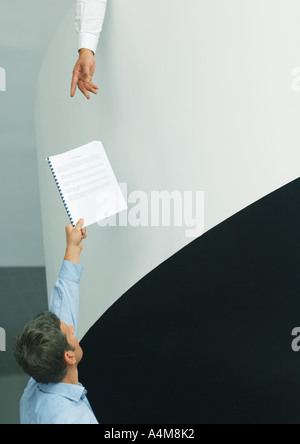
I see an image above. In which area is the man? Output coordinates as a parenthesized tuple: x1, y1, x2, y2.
(71, 0, 107, 100)
(14, 219, 98, 424)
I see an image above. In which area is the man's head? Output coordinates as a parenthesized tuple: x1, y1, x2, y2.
(14, 311, 83, 384)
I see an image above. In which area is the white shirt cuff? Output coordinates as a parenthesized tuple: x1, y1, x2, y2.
(78, 33, 100, 54)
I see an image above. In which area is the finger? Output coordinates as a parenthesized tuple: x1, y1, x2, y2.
(70, 71, 80, 97)
(85, 84, 98, 95)
(79, 86, 90, 100)
(65, 223, 73, 233)
(78, 81, 90, 100)
(82, 66, 92, 84)
(90, 82, 99, 90)
(75, 219, 85, 230)
(87, 80, 99, 90)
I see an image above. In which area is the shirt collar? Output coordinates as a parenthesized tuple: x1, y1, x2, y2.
(38, 382, 87, 403)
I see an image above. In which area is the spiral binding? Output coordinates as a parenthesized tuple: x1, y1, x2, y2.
(47, 158, 75, 227)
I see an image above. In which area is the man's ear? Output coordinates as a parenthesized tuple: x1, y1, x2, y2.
(63, 350, 76, 366)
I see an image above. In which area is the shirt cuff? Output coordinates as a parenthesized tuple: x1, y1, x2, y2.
(78, 32, 100, 54)
(59, 260, 84, 285)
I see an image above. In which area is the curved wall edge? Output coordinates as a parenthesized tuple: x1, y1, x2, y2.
(35, 0, 300, 340)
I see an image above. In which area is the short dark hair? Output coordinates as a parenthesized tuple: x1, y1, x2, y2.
(14, 311, 75, 384)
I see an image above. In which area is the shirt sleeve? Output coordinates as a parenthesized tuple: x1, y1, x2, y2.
(75, 0, 107, 54)
(49, 260, 84, 337)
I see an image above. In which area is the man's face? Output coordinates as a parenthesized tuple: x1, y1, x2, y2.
(60, 321, 83, 364)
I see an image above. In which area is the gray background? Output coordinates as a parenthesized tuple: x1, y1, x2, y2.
(0, 0, 73, 424)
(1, 0, 300, 424)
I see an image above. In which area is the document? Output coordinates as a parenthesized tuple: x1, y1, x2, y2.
(47, 141, 127, 227)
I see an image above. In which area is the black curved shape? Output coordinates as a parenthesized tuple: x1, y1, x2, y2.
(80, 178, 300, 424)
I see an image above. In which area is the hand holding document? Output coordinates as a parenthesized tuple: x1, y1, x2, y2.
(47, 141, 127, 227)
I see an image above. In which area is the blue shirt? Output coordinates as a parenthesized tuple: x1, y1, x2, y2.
(20, 261, 99, 425)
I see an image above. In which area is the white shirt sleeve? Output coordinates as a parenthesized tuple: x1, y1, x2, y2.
(75, 0, 107, 54)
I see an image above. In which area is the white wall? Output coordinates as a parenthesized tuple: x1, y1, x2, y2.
(36, 0, 300, 340)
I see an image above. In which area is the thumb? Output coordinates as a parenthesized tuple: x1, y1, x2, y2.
(75, 218, 85, 230)
(82, 66, 91, 83)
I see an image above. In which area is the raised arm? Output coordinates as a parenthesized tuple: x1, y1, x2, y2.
(64, 218, 87, 264)
(49, 219, 87, 336)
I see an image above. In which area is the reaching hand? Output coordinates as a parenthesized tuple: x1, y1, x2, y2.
(70, 49, 99, 100)
(64, 219, 87, 264)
